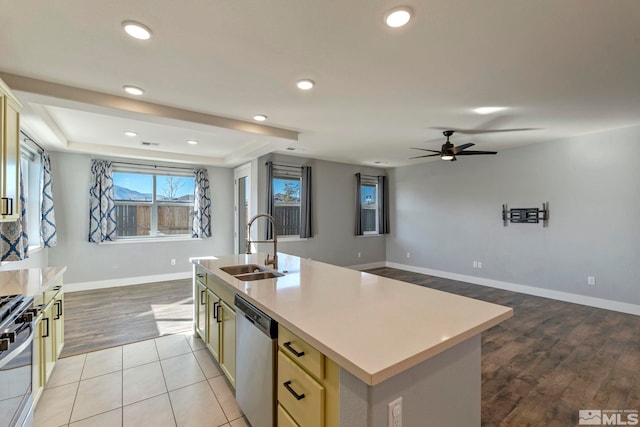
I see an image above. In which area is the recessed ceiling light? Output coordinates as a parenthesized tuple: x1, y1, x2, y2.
(473, 106, 507, 115)
(123, 85, 144, 96)
(187, 140, 198, 145)
(296, 79, 315, 90)
(122, 21, 152, 40)
(253, 114, 267, 122)
(384, 7, 412, 28)
(124, 131, 137, 137)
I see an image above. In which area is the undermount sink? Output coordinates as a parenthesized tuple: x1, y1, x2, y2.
(220, 264, 267, 275)
(235, 271, 284, 281)
(220, 264, 285, 281)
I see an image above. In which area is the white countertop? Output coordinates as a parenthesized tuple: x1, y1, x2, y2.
(0, 266, 67, 297)
(194, 253, 513, 386)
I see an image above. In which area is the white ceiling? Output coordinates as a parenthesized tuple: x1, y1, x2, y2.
(1, 0, 640, 167)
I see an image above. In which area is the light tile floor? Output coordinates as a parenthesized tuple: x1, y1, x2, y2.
(35, 333, 249, 427)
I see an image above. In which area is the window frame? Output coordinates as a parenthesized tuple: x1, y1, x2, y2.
(112, 166, 195, 240)
(360, 177, 380, 235)
(272, 166, 302, 238)
(20, 140, 42, 250)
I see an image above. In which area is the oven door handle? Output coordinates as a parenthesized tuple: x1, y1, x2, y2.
(0, 324, 34, 370)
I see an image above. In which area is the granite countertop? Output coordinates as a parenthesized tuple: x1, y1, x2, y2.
(0, 266, 67, 297)
(193, 253, 513, 386)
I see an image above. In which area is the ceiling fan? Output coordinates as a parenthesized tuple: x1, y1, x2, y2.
(410, 130, 498, 162)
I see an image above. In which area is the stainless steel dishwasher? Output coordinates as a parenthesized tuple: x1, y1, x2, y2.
(235, 294, 278, 427)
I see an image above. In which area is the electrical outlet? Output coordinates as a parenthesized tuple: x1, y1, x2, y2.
(477, 261, 483, 269)
(388, 397, 402, 427)
(406, 252, 411, 259)
(170, 258, 176, 266)
(473, 261, 478, 268)
(587, 276, 596, 286)
(357, 252, 362, 258)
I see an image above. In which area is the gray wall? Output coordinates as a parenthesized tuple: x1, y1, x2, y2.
(387, 125, 640, 305)
(256, 153, 387, 267)
(47, 152, 234, 284)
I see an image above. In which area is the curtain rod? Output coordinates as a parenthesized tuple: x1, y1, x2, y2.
(267, 162, 303, 170)
(20, 130, 45, 153)
(110, 160, 198, 171)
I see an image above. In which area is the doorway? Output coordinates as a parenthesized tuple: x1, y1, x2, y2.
(234, 163, 252, 254)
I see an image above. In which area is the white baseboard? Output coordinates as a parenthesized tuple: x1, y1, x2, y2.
(65, 271, 192, 293)
(387, 262, 640, 316)
(347, 261, 387, 271)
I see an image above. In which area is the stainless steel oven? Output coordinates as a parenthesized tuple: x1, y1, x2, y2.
(0, 294, 35, 427)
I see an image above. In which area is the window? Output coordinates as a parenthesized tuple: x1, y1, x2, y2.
(273, 168, 301, 237)
(113, 168, 195, 238)
(20, 142, 42, 248)
(360, 175, 379, 234)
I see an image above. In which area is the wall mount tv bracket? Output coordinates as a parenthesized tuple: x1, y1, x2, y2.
(502, 202, 549, 227)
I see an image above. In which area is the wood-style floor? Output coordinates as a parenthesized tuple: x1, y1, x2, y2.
(61, 270, 639, 426)
(366, 267, 640, 427)
(61, 279, 193, 357)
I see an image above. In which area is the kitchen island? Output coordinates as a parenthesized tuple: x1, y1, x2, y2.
(193, 253, 512, 427)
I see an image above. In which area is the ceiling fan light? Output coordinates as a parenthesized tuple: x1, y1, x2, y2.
(441, 154, 454, 161)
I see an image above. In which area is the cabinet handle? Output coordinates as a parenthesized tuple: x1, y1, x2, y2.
(1, 198, 13, 216)
(200, 290, 206, 305)
(197, 273, 205, 278)
(54, 300, 63, 320)
(283, 341, 305, 358)
(283, 381, 305, 401)
(42, 317, 50, 338)
(53, 285, 62, 291)
(215, 302, 222, 323)
(213, 302, 219, 320)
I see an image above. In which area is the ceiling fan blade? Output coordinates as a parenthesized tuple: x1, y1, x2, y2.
(410, 154, 441, 159)
(431, 127, 537, 135)
(455, 150, 498, 155)
(453, 143, 475, 154)
(410, 148, 442, 153)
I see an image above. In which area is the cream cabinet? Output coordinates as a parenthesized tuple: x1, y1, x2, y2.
(193, 266, 236, 387)
(195, 278, 207, 340)
(277, 325, 339, 427)
(33, 280, 64, 404)
(0, 78, 21, 222)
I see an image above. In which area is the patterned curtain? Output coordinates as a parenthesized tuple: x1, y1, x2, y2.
(192, 168, 211, 238)
(88, 160, 116, 242)
(0, 172, 29, 261)
(41, 152, 58, 247)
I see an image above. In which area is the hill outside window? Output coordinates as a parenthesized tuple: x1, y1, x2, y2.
(112, 167, 195, 238)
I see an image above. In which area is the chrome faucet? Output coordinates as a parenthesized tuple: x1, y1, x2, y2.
(246, 214, 278, 270)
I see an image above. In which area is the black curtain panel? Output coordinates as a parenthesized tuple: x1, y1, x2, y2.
(300, 166, 313, 238)
(355, 173, 363, 236)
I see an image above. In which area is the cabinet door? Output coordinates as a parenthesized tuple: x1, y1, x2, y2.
(1, 94, 20, 221)
(219, 300, 236, 387)
(41, 303, 56, 383)
(207, 289, 221, 361)
(32, 316, 43, 403)
(53, 292, 65, 358)
(195, 281, 207, 340)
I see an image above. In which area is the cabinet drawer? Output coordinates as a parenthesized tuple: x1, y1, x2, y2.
(278, 325, 324, 380)
(277, 404, 300, 427)
(278, 351, 324, 427)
